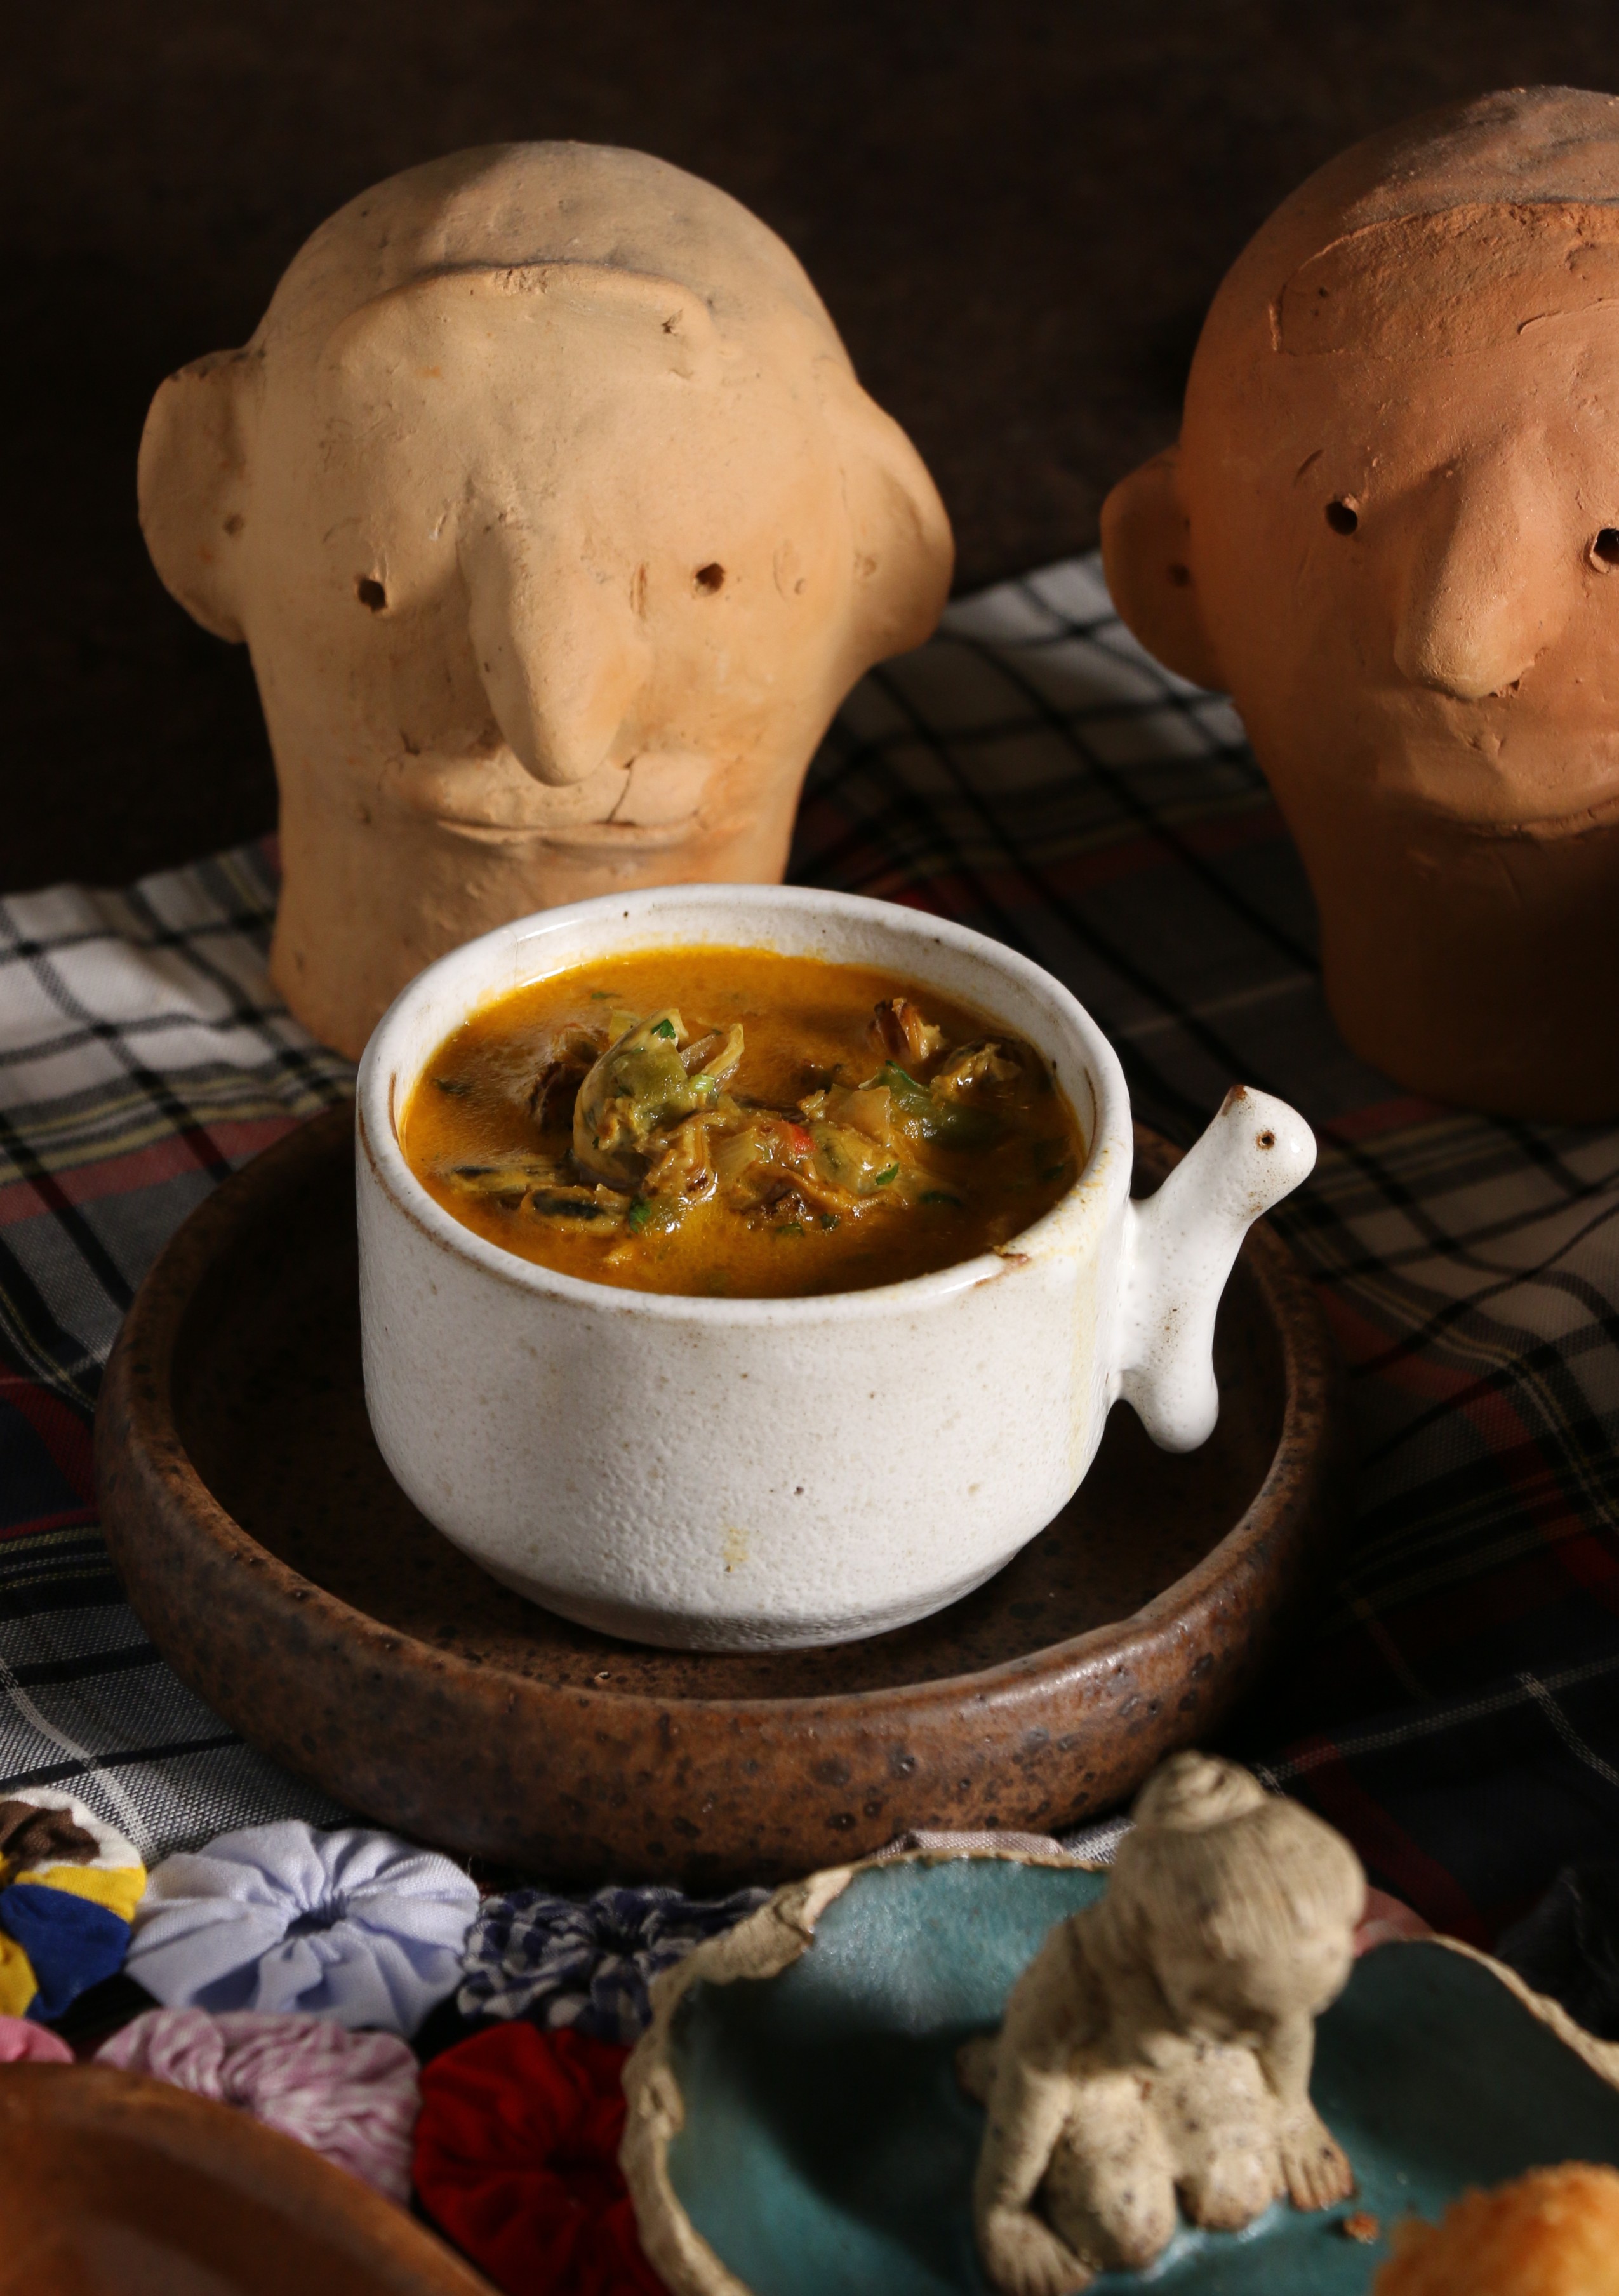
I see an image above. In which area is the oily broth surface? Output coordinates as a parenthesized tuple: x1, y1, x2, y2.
(401, 947, 1084, 1297)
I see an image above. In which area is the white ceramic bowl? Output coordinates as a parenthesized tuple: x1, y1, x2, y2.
(356, 885, 1314, 1650)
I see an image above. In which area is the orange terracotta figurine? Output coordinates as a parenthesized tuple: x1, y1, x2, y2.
(139, 144, 953, 1058)
(1103, 86, 1619, 1119)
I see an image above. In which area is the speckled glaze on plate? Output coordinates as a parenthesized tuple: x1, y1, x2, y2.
(623, 1853, 1619, 2296)
(94, 1104, 1345, 1887)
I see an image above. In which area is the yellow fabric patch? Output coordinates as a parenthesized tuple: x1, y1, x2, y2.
(14, 1864, 145, 1923)
(0, 1931, 37, 2019)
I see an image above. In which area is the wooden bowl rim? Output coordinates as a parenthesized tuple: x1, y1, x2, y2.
(0, 2057, 484, 2290)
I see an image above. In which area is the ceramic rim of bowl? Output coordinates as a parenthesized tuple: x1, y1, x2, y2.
(356, 883, 1133, 1325)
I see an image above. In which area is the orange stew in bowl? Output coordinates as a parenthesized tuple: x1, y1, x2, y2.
(401, 947, 1084, 1297)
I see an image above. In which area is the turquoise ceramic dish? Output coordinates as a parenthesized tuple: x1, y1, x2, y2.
(625, 1855, 1619, 2295)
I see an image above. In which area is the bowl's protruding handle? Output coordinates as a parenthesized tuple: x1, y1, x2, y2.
(1114, 1086, 1316, 1452)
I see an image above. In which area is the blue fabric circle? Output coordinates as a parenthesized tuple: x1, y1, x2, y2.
(0, 1885, 132, 2022)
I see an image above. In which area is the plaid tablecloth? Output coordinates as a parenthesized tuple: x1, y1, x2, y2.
(4, 554, 1618, 1944)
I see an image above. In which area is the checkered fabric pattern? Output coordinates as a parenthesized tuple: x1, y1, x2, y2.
(0, 848, 354, 1859)
(3, 556, 1618, 1942)
(456, 1883, 770, 2045)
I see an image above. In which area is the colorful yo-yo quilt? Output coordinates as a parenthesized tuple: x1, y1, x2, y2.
(0, 1791, 145, 2022)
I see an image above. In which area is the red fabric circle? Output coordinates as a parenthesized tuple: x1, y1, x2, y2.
(413, 2022, 664, 2296)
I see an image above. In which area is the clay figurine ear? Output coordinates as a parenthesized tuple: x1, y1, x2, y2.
(137, 350, 257, 644)
(1099, 448, 1225, 691)
(816, 361, 954, 665)
(462, 516, 651, 787)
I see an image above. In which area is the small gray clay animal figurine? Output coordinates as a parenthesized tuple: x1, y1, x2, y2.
(963, 1753, 1365, 2293)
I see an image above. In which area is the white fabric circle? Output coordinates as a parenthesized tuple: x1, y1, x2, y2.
(126, 1821, 478, 2035)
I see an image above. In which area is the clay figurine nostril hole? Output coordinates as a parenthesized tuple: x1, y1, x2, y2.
(1324, 501, 1359, 537)
(694, 563, 726, 594)
(1594, 530, 1619, 568)
(1258, 1130, 1276, 1149)
(356, 576, 387, 612)
(1167, 561, 1192, 589)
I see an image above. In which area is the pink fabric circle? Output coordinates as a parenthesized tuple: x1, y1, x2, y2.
(96, 2006, 420, 2198)
(0, 2016, 73, 2064)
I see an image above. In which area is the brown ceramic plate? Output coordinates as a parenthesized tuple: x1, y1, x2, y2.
(0, 2060, 486, 2293)
(95, 1105, 1345, 1886)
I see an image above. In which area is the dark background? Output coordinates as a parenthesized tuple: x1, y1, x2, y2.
(10, 1, 1619, 893)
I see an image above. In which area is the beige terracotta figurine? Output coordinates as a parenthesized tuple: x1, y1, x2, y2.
(1103, 86, 1619, 1119)
(964, 1753, 1364, 2293)
(140, 144, 953, 1057)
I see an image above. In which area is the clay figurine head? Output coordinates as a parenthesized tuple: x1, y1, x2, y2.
(1107, 1751, 1364, 2041)
(1103, 87, 1619, 1118)
(140, 144, 953, 1057)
